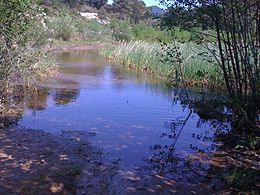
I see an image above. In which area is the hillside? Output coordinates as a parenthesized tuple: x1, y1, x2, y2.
(148, 5, 165, 16)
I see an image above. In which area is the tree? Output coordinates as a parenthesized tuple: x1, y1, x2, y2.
(161, 0, 260, 133)
(130, 0, 146, 23)
(65, 0, 77, 8)
(79, 0, 107, 9)
(112, 0, 147, 23)
(40, 0, 107, 9)
(161, 5, 213, 30)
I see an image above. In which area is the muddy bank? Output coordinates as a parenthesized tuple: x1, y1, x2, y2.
(0, 127, 222, 195)
(1, 47, 259, 194)
(0, 127, 122, 194)
(49, 43, 106, 53)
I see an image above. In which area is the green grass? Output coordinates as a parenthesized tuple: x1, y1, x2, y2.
(101, 41, 223, 87)
(131, 23, 174, 43)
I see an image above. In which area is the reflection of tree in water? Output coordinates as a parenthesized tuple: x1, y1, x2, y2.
(145, 89, 231, 182)
(145, 89, 259, 191)
(26, 88, 49, 111)
(53, 88, 80, 106)
(145, 108, 208, 182)
(146, 89, 259, 192)
(109, 66, 128, 91)
(0, 85, 81, 126)
(0, 86, 46, 127)
(56, 50, 106, 65)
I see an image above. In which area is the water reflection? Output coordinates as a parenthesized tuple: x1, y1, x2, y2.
(144, 90, 231, 182)
(18, 50, 231, 172)
(26, 88, 50, 111)
(53, 88, 80, 106)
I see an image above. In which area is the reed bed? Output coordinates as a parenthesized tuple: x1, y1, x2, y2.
(101, 41, 223, 87)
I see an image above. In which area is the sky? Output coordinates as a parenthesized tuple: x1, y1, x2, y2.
(107, 0, 165, 8)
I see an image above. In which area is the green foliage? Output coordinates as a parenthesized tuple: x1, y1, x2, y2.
(38, 3, 198, 43)
(111, 0, 147, 23)
(171, 27, 193, 42)
(81, 0, 107, 9)
(109, 19, 194, 43)
(36, 0, 107, 9)
(101, 41, 222, 87)
(47, 16, 74, 41)
(36, 0, 64, 7)
(162, 0, 260, 131)
(110, 20, 134, 41)
(157, 41, 222, 85)
(101, 41, 159, 70)
(160, 1, 213, 30)
(224, 167, 259, 191)
(0, 0, 53, 93)
(132, 23, 173, 42)
(74, 18, 111, 41)
(0, 0, 34, 46)
(46, 11, 111, 42)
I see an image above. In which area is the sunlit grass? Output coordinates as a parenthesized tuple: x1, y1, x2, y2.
(101, 41, 223, 87)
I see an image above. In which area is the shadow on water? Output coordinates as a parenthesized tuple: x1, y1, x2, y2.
(145, 89, 231, 180)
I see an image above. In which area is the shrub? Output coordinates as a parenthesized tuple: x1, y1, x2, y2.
(132, 23, 174, 42)
(110, 20, 134, 41)
(74, 18, 111, 42)
(47, 16, 74, 41)
(0, 0, 53, 93)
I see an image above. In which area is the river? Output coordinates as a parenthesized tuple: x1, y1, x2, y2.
(19, 49, 228, 173)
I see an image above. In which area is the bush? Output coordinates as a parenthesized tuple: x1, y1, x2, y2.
(110, 20, 134, 41)
(74, 18, 111, 42)
(45, 9, 112, 43)
(0, 0, 53, 93)
(47, 16, 74, 41)
(108, 19, 195, 43)
(132, 23, 174, 42)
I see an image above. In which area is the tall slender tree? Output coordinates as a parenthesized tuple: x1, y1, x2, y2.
(161, 0, 260, 133)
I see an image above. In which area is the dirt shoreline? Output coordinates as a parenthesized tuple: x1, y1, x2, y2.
(0, 127, 90, 194)
(48, 43, 107, 53)
(1, 44, 259, 194)
(1, 127, 222, 195)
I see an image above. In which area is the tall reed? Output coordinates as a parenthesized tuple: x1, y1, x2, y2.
(101, 41, 223, 87)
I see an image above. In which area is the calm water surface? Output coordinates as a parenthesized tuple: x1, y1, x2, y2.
(19, 50, 224, 168)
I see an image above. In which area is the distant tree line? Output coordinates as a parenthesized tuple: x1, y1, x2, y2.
(39, 0, 152, 23)
(38, 0, 107, 9)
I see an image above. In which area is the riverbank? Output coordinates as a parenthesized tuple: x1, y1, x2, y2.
(47, 41, 108, 53)
(1, 46, 259, 194)
(2, 127, 258, 194)
(0, 127, 93, 194)
(0, 127, 219, 194)
(100, 41, 224, 89)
